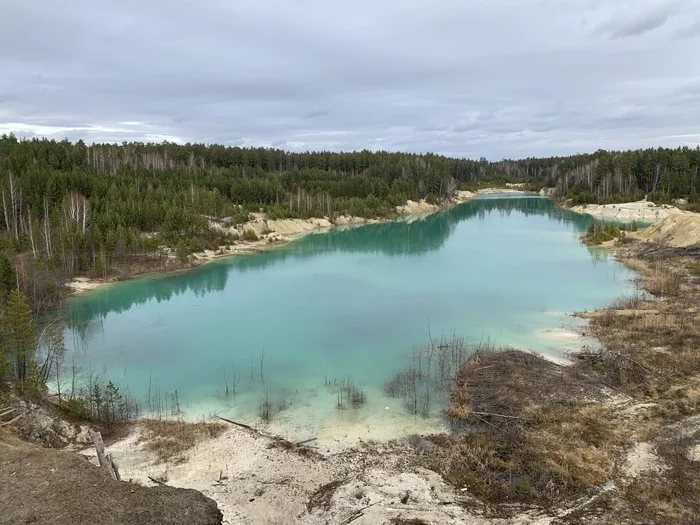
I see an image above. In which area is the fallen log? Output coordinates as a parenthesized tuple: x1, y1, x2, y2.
(295, 438, 317, 446)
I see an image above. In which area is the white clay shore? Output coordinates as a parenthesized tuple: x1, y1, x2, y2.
(89, 422, 553, 525)
(568, 199, 686, 223)
(65, 189, 531, 295)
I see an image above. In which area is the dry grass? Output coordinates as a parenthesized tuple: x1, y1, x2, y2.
(136, 419, 226, 463)
(621, 433, 700, 525)
(645, 269, 682, 296)
(306, 479, 346, 512)
(429, 401, 628, 505)
(622, 257, 682, 297)
(563, 242, 700, 523)
(427, 350, 628, 506)
(444, 349, 604, 425)
(576, 246, 700, 404)
(424, 241, 700, 519)
(582, 304, 700, 400)
(622, 257, 649, 274)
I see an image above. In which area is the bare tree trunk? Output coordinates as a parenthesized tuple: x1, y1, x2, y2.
(43, 197, 52, 258)
(28, 213, 37, 259)
(89, 430, 120, 480)
(7, 174, 20, 240)
(1, 189, 9, 236)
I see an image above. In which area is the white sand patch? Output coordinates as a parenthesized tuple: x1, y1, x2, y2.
(476, 188, 529, 195)
(65, 277, 110, 294)
(395, 199, 441, 215)
(535, 328, 583, 341)
(569, 200, 686, 223)
(623, 442, 664, 478)
(92, 424, 537, 525)
(689, 444, 700, 462)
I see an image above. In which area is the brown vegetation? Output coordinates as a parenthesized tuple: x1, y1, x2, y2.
(136, 419, 226, 463)
(427, 350, 627, 506)
(569, 241, 700, 523)
(577, 253, 700, 407)
(307, 479, 347, 512)
(421, 238, 700, 522)
(621, 432, 700, 524)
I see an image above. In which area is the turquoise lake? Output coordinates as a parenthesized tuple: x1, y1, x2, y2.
(64, 195, 637, 442)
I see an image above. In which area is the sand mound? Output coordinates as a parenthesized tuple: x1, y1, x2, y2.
(632, 214, 700, 247)
(570, 200, 685, 222)
(0, 430, 222, 525)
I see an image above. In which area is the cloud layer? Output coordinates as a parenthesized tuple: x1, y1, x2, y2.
(1, 0, 699, 159)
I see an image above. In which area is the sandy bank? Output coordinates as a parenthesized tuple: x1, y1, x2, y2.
(569, 200, 686, 223)
(475, 187, 529, 196)
(92, 423, 545, 525)
(629, 213, 700, 247)
(67, 189, 533, 295)
(65, 277, 108, 293)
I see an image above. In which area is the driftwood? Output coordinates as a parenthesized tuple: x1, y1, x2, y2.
(89, 430, 120, 480)
(215, 415, 255, 431)
(295, 438, 318, 446)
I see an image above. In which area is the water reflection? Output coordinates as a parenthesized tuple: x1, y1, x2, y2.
(65, 196, 598, 325)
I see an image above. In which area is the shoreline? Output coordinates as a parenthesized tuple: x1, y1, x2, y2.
(50, 200, 700, 523)
(93, 233, 700, 524)
(65, 188, 531, 296)
(565, 199, 687, 223)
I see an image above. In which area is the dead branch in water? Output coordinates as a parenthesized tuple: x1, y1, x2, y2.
(214, 415, 255, 431)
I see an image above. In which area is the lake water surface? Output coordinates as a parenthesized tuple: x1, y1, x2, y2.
(64, 196, 636, 442)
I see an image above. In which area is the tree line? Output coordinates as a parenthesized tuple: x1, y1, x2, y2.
(0, 136, 697, 293)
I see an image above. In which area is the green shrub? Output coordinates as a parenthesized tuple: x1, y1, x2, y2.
(243, 229, 259, 241)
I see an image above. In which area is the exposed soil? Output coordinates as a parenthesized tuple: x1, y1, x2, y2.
(0, 429, 222, 525)
(630, 213, 700, 247)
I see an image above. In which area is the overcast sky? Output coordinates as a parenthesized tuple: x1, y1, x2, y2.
(1, 0, 699, 159)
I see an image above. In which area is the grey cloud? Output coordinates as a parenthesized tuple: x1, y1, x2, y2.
(302, 108, 330, 119)
(598, 2, 677, 39)
(0, 0, 698, 159)
(676, 17, 700, 37)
